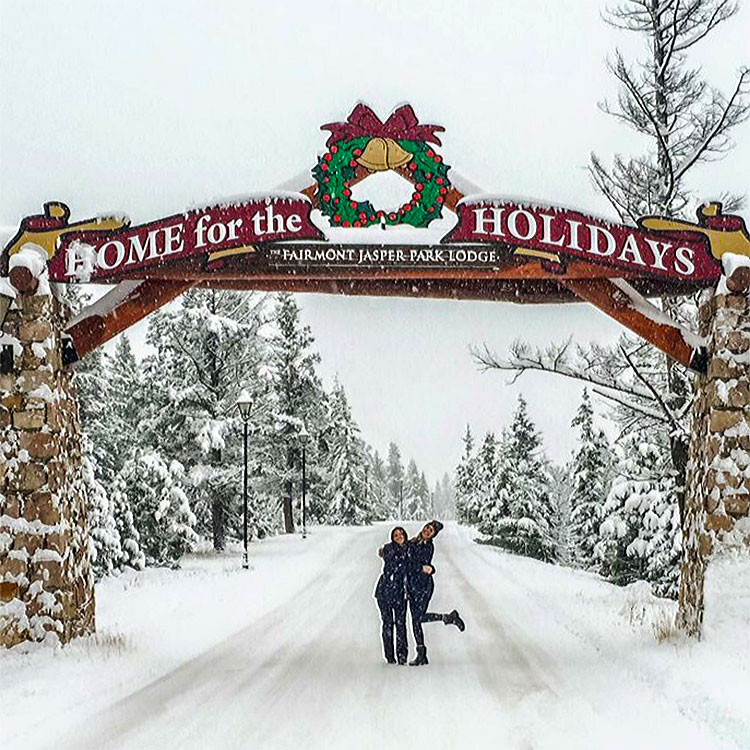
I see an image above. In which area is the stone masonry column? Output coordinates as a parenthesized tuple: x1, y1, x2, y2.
(679, 276, 750, 637)
(0, 286, 95, 646)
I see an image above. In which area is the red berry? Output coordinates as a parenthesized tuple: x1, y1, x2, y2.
(434, 155, 442, 163)
(377, 211, 385, 218)
(323, 176, 330, 183)
(436, 177, 443, 185)
(416, 183, 424, 190)
(436, 196, 444, 204)
(359, 212, 367, 220)
(404, 204, 411, 212)
(331, 145, 338, 153)
(343, 220, 350, 227)
(353, 149, 362, 156)
(439, 187, 448, 195)
(323, 194, 331, 202)
(324, 153, 332, 162)
(343, 188, 351, 196)
(349, 160, 358, 167)
(350, 201, 357, 208)
(425, 173, 432, 180)
(408, 162, 417, 171)
(426, 149, 434, 158)
(413, 192, 422, 201)
(369, 214, 376, 221)
(428, 206, 435, 212)
(353, 221, 361, 227)
(334, 214, 341, 222)
(320, 163, 329, 171)
(389, 212, 397, 220)
(334, 198, 339, 205)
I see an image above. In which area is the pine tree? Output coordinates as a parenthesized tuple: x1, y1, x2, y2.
(268, 293, 325, 533)
(402, 459, 421, 520)
(476, 431, 502, 534)
(455, 425, 480, 525)
(386, 442, 405, 518)
(82, 437, 123, 579)
(113, 449, 198, 568)
(322, 382, 371, 525)
(595, 432, 681, 597)
(140, 289, 266, 550)
(488, 397, 557, 562)
(568, 389, 611, 570)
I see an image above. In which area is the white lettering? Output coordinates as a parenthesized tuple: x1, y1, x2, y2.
(587, 225, 616, 256)
(195, 214, 212, 248)
(163, 224, 184, 255)
(97, 240, 125, 270)
(251, 211, 265, 235)
(507, 209, 537, 241)
(675, 246, 695, 276)
(473, 207, 505, 236)
(618, 234, 646, 266)
(126, 230, 161, 265)
(540, 214, 566, 247)
(566, 219, 583, 250)
(207, 222, 227, 245)
(645, 239, 672, 271)
(287, 215, 302, 233)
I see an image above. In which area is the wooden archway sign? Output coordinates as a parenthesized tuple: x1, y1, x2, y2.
(3, 104, 749, 369)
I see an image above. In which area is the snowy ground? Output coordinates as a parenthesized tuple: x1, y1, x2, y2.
(4, 524, 750, 750)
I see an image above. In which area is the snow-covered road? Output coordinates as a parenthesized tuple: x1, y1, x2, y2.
(6, 523, 750, 749)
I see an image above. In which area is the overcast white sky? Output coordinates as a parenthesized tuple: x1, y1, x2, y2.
(1, 0, 749, 482)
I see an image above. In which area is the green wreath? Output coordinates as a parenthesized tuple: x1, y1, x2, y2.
(312, 136, 452, 228)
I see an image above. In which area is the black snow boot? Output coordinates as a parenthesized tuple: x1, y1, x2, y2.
(397, 654, 408, 666)
(409, 646, 428, 666)
(443, 610, 466, 632)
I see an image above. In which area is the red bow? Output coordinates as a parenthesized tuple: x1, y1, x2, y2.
(321, 103, 444, 148)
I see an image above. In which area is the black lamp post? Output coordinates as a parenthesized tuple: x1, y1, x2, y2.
(299, 426, 311, 539)
(235, 390, 253, 570)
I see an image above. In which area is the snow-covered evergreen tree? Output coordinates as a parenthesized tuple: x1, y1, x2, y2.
(268, 293, 325, 533)
(595, 432, 681, 597)
(475, 431, 501, 534)
(568, 389, 611, 570)
(455, 425, 480, 525)
(113, 449, 198, 568)
(486, 397, 557, 562)
(139, 289, 266, 550)
(82, 437, 123, 579)
(322, 382, 371, 525)
(386, 442, 405, 518)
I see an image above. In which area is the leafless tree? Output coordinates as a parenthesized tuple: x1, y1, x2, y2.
(589, 0, 749, 222)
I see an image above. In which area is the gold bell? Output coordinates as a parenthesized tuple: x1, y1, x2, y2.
(356, 137, 413, 171)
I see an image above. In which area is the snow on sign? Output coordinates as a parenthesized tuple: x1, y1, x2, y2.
(2, 102, 750, 291)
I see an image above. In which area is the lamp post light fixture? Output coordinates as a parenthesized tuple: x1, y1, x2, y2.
(235, 389, 253, 570)
(299, 426, 311, 539)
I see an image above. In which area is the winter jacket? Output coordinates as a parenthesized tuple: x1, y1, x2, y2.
(406, 539, 435, 594)
(375, 541, 408, 603)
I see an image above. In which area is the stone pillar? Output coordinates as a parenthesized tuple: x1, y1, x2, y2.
(0, 289, 94, 647)
(679, 283, 750, 637)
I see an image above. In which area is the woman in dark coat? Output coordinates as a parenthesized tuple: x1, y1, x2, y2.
(406, 520, 465, 666)
(375, 526, 409, 664)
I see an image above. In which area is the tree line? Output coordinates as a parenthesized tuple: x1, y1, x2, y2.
(75, 290, 444, 576)
(455, 389, 680, 597)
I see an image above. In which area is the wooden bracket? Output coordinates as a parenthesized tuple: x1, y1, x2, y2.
(65, 279, 194, 362)
(561, 278, 707, 373)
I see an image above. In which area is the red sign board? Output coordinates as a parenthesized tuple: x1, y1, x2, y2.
(444, 199, 718, 281)
(47, 196, 322, 283)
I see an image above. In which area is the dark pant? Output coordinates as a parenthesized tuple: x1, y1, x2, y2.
(407, 584, 443, 647)
(376, 595, 407, 661)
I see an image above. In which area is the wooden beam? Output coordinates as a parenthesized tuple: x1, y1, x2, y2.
(561, 278, 707, 373)
(66, 279, 194, 361)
